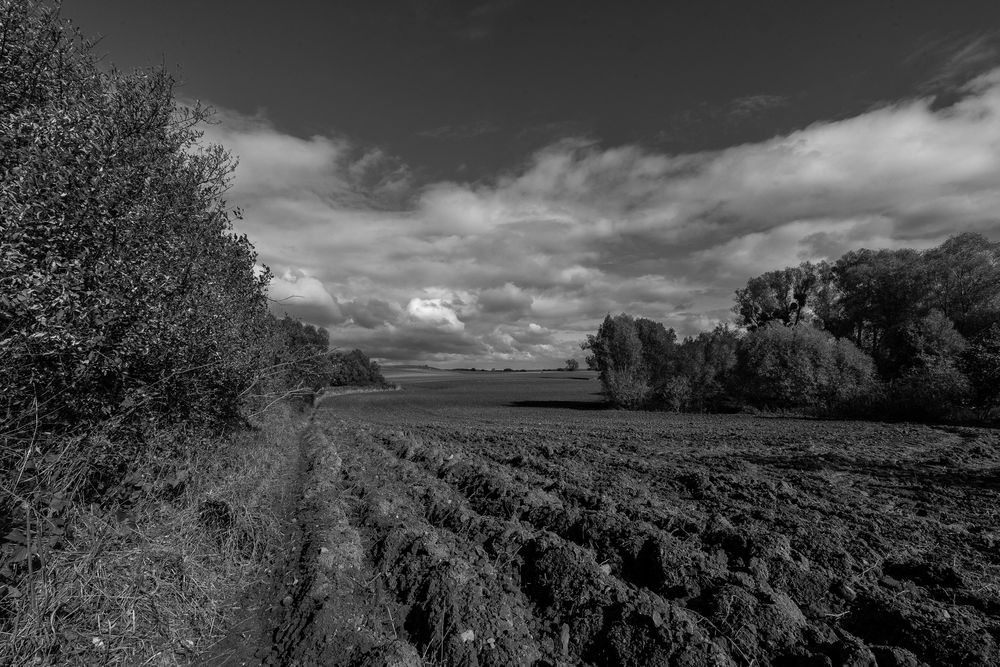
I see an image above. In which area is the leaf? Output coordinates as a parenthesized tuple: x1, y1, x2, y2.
(2, 529, 28, 546)
(8, 547, 31, 563)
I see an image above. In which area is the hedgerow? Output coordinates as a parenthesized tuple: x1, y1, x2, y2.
(1, 2, 271, 447)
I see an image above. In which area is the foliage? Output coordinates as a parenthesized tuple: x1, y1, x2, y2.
(329, 349, 387, 387)
(633, 317, 677, 380)
(0, 0, 271, 444)
(734, 323, 877, 412)
(588, 232, 998, 422)
(733, 262, 836, 330)
(564, 358, 579, 371)
(962, 324, 1000, 417)
(666, 325, 741, 412)
(888, 354, 971, 421)
(581, 314, 649, 408)
(734, 233, 998, 391)
(266, 315, 335, 398)
(924, 233, 1000, 338)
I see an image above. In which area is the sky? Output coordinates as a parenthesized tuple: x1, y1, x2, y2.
(65, 1, 1000, 368)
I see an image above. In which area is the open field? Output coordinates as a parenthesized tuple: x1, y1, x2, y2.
(252, 372, 999, 666)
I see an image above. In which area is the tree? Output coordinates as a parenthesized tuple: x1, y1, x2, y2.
(734, 262, 835, 330)
(734, 323, 876, 412)
(564, 358, 580, 371)
(890, 355, 971, 421)
(963, 324, 1000, 418)
(329, 349, 386, 386)
(924, 233, 1000, 338)
(666, 325, 741, 412)
(269, 315, 336, 395)
(582, 314, 649, 408)
(830, 248, 929, 375)
(633, 318, 677, 380)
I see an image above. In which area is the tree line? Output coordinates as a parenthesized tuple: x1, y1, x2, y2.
(583, 233, 1000, 421)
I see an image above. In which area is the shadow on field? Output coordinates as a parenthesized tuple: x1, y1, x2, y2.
(508, 400, 609, 411)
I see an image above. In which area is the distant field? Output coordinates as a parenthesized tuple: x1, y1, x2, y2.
(379, 366, 599, 385)
(307, 372, 999, 666)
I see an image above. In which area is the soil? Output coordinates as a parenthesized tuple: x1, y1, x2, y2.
(206, 371, 1000, 666)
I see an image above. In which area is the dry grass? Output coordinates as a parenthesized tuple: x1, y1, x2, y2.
(0, 402, 301, 666)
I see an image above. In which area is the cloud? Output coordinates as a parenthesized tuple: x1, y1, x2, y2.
(205, 68, 1000, 367)
(478, 283, 533, 317)
(200, 108, 413, 208)
(267, 270, 345, 327)
(908, 32, 1000, 94)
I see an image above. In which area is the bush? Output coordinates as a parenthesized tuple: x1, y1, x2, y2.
(329, 349, 387, 387)
(734, 323, 876, 413)
(964, 324, 1000, 418)
(0, 1, 271, 443)
(582, 314, 650, 408)
(888, 354, 971, 421)
(666, 325, 741, 412)
(652, 375, 692, 413)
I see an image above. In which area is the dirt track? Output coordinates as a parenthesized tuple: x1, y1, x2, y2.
(232, 373, 1000, 666)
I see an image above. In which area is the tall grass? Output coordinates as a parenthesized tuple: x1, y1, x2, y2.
(0, 402, 301, 666)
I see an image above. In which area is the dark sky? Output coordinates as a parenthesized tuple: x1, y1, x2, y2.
(65, 1, 1000, 181)
(60, 1, 1000, 367)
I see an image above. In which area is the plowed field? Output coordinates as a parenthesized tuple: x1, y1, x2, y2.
(258, 371, 1000, 666)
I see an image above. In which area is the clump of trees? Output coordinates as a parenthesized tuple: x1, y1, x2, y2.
(265, 316, 388, 403)
(733, 323, 876, 412)
(585, 233, 1000, 421)
(582, 315, 739, 411)
(328, 348, 387, 387)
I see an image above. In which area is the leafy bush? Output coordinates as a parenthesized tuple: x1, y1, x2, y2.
(582, 314, 650, 408)
(666, 325, 741, 412)
(964, 324, 1000, 418)
(267, 315, 335, 395)
(888, 354, 971, 421)
(1, 1, 271, 443)
(329, 349, 387, 387)
(734, 323, 876, 412)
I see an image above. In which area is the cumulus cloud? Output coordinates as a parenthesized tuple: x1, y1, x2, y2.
(206, 68, 1000, 367)
(267, 270, 344, 327)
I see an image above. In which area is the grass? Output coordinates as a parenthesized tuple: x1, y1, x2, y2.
(0, 402, 302, 666)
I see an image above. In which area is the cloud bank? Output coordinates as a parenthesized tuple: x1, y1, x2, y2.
(202, 69, 1000, 367)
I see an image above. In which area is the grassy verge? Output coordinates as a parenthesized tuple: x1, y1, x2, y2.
(0, 402, 304, 666)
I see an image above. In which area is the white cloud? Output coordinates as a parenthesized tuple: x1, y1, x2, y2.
(267, 270, 344, 326)
(406, 298, 465, 332)
(205, 69, 1000, 367)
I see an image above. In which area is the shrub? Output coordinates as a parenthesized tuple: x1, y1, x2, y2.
(329, 349, 387, 387)
(582, 314, 650, 408)
(668, 325, 741, 412)
(0, 1, 271, 443)
(964, 324, 1000, 418)
(734, 323, 876, 412)
(653, 375, 692, 413)
(889, 354, 971, 421)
